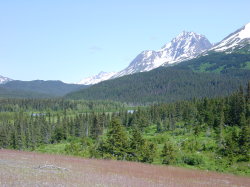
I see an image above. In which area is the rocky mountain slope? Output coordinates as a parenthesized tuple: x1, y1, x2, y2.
(209, 22, 250, 52)
(113, 31, 212, 78)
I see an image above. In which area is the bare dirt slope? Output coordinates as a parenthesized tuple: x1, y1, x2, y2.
(0, 149, 249, 187)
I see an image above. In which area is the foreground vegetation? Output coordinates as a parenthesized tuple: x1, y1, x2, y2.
(0, 83, 249, 175)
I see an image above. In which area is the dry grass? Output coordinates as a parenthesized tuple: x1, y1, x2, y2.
(0, 149, 249, 187)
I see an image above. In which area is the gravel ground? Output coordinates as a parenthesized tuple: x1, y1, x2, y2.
(0, 149, 249, 187)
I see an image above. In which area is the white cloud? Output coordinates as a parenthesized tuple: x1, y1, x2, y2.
(89, 46, 102, 53)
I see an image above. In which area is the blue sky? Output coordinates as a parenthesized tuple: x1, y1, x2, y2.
(1, 0, 250, 83)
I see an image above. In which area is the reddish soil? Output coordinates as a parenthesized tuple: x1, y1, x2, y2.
(0, 149, 249, 187)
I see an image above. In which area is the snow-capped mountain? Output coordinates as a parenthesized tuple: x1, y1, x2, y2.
(78, 23, 249, 85)
(113, 31, 212, 78)
(0, 75, 12, 84)
(78, 71, 117, 85)
(210, 22, 250, 52)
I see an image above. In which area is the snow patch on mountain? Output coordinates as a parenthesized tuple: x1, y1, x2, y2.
(113, 31, 212, 78)
(78, 71, 117, 85)
(239, 23, 250, 39)
(0, 75, 13, 84)
(210, 22, 250, 52)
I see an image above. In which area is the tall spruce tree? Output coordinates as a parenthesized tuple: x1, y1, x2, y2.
(161, 141, 175, 165)
(90, 114, 103, 139)
(129, 127, 145, 161)
(100, 118, 129, 160)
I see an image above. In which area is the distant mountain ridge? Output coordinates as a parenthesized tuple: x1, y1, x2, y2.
(78, 22, 250, 85)
(78, 31, 213, 84)
(0, 80, 88, 98)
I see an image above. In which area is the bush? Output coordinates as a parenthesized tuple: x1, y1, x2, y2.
(182, 153, 204, 166)
(65, 142, 81, 156)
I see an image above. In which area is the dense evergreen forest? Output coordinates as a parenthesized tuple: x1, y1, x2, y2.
(0, 83, 249, 175)
(66, 68, 249, 104)
(0, 87, 52, 99)
(0, 99, 125, 112)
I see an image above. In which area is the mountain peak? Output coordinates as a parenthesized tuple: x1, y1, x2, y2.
(177, 31, 198, 37)
(176, 31, 204, 39)
(113, 31, 212, 78)
(161, 31, 208, 50)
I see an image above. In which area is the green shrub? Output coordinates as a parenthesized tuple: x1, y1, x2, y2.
(182, 153, 204, 166)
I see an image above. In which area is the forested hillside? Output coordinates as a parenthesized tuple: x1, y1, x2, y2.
(66, 68, 249, 104)
(0, 87, 52, 98)
(175, 52, 250, 73)
(0, 83, 249, 175)
(0, 80, 87, 98)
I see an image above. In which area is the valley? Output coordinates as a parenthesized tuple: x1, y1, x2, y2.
(0, 86, 249, 176)
(0, 14, 249, 186)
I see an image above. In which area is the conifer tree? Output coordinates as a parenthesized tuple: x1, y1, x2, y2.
(100, 118, 129, 160)
(247, 81, 250, 103)
(239, 114, 250, 161)
(129, 127, 145, 161)
(0, 126, 7, 148)
(141, 141, 156, 163)
(156, 121, 163, 133)
(90, 114, 103, 138)
(161, 141, 175, 165)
